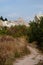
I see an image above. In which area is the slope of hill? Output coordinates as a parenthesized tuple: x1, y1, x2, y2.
(0, 18, 29, 27)
(0, 35, 30, 65)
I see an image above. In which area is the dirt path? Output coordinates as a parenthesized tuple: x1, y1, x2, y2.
(13, 46, 43, 65)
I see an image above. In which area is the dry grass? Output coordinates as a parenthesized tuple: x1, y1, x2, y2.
(35, 60, 43, 65)
(0, 35, 30, 65)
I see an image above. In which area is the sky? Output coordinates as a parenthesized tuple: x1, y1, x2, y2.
(0, 0, 43, 21)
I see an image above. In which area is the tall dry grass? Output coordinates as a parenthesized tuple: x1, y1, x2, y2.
(0, 35, 30, 65)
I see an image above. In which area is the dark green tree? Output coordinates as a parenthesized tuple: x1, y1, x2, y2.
(4, 18, 8, 21)
(28, 16, 43, 50)
(0, 16, 4, 21)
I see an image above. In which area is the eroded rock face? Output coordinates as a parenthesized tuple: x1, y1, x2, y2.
(0, 20, 3, 26)
(0, 18, 29, 27)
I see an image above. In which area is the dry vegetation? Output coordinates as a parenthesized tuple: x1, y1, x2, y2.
(35, 60, 43, 65)
(0, 16, 43, 65)
(0, 35, 30, 65)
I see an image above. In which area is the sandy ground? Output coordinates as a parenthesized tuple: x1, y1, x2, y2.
(13, 46, 43, 65)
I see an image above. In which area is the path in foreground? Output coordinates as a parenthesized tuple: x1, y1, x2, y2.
(13, 46, 43, 65)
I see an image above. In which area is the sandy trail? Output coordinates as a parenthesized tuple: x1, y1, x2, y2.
(13, 46, 43, 65)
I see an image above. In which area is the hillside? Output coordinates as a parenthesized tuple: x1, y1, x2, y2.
(0, 18, 29, 27)
(0, 35, 30, 65)
(0, 16, 43, 65)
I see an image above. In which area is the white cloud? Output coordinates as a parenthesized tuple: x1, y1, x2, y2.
(7, 13, 19, 18)
(7, 13, 33, 21)
(6, 13, 20, 20)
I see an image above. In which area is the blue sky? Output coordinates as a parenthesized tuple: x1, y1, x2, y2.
(0, 0, 43, 21)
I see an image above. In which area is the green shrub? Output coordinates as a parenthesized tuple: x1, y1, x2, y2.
(28, 17, 43, 51)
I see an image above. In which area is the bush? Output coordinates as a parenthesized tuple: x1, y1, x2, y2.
(28, 17, 43, 51)
(0, 25, 28, 37)
(0, 36, 30, 65)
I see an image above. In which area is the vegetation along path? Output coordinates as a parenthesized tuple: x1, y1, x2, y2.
(13, 45, 43, 65)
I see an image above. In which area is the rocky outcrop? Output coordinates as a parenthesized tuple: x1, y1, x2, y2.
(0, 18, 29, 27)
